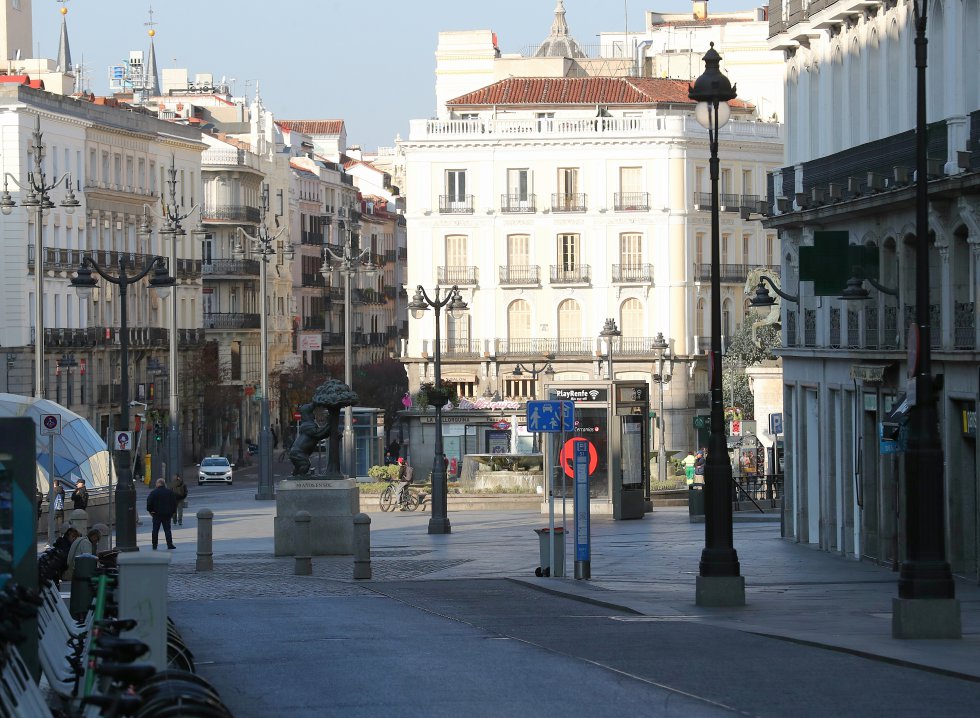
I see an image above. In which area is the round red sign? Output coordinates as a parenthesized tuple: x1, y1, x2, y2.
(560, 437, 599, 479)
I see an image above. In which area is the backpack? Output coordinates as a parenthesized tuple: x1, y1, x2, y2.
(403, 465, 414, 482)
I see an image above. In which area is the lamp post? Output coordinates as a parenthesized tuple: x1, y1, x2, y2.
(689, 43, 744, 606)
(650, 333, 673, 493)
(1, 115, 80, 399)
(891, 0, 959, 638)
(599, 318, 621, 380)
(321, 212, 377, 478)
(235, 186, 293, 500)
(140, 156, 200, 484)
(56, 354, 77, 408)
(512, 361, 555, 451)
(408, 284, 469, 535)
(71, 255, 175, 551)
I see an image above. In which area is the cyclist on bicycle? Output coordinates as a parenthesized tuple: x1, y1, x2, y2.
(394, 457, 414, 510)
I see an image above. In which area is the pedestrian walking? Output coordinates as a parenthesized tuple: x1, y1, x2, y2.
(53, 481, 65, 530)
(71, 479, 89, 511)
(172, 474, 188, 525)
(146, 478, 178, 550)
(64, 527, 101, 581)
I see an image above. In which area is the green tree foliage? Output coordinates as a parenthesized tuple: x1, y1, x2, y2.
(722, 324, 780, 421)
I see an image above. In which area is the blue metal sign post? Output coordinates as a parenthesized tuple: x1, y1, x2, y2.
(527, 400, 575, 433)
(573, 438, 591, 579)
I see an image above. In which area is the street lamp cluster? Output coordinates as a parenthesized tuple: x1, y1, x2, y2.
(321, 212, 377, 478)
(234, 186, 294, 501)
(408, 284, 468, 535)
(650, 333, 673, 491)
(1, 115, 80, 400)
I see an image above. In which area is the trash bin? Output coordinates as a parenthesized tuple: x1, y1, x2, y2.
(534, 527, 565, 577)
(688, 484, 705, 519)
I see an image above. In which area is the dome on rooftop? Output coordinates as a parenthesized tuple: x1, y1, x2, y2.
(534, 0, 586, 59)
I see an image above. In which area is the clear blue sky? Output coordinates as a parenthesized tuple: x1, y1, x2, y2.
(46, 0, 757, 150)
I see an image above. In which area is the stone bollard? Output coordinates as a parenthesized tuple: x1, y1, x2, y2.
(68, 509, 89, 534)
(69, 554, 97, 619)
(294, 511, 312, 576)
(196, 509, 214, 572)
(352, 513, 371, 580)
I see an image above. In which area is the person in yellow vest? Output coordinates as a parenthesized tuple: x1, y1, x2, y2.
(682, 452, 697, 485)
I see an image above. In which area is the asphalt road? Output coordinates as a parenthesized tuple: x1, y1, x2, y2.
(175, 579, 980, 718)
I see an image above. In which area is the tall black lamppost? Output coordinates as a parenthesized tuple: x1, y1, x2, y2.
(235, 186, 293, 500)
(1, 115, 80, 399)
(689, 43, 744, 606)
(71, 256, 175, 551)
(140, 156, 201, 484)
(891, 0, 960, 638)
(512, 361, 555, 451)
(321, 212, 377, 477)
(408, 285, 469, 535)
(56, 354, 77, 408)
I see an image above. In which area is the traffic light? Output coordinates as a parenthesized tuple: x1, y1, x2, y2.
(154, 424, 163, 442)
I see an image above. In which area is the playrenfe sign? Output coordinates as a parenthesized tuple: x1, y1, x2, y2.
(454, 397, 522, 411)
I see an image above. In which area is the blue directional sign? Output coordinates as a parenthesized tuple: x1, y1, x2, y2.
(526, 400, 575, 433)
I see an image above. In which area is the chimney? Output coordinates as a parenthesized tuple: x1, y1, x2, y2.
(693, 1, 708, 20)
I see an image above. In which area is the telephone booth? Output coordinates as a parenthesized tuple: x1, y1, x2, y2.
(543, 380, 650, 520)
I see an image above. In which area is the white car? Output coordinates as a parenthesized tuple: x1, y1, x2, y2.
(198, 456, 234, 485)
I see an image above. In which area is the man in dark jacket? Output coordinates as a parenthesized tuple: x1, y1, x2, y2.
(146, 478, 177, 550)
(71, 479, 89, 511)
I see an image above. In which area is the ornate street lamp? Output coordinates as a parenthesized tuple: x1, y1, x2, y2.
(408, 285, 469, 534)
(891, 0, 959, 638)
(235, 186, 294, 500)
(689, 43, 744, 606)
(1, 115, 80, 399)
(650, 333, 673, 497)
(71, 256, 175, 551)
(321, 212, 377, 478)
(599, 318, 621, 380)
(139, 156, 202, 484)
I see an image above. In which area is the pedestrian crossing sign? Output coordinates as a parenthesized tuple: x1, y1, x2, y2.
(526, 400, 575, 433)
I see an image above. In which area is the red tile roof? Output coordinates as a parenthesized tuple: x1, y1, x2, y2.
(447, 76, 751, 109)
(277, 120, 345, 135)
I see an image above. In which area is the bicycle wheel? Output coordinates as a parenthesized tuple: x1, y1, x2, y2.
(403, 490, 420, 512)
(379, 485, 396, 512)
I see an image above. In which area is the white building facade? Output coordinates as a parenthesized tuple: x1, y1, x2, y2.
(765, 0, 980, 580)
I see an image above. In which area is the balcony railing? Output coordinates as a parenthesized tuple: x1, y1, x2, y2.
(500, 194, 537, 213)
(495, 338, 556, 356)
(438, 266, 479, 285)
(302, 316, 326, 331)
(551, 193, 586, 212)
(612, 264, 653, 283)
(954, 302, 976, 350)
(440, 339, 483, 357)
(614, 192, 650, 211)
(550, 265, 591, 284)
(178, 328, 206, 346)
(693, 193, 741, 211)
(694, 263, 773, 283)
(438, 195, 474, 214)
(202, 259, 261, 277)
(201, 204, 261, 223)
(499, 265, 540, 285)
(203, 312, 261, 329)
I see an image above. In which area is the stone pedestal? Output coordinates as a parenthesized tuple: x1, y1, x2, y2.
(696, 575, 746, 607)
(892, 598, 962, 639)
(274, 478, 359, 556)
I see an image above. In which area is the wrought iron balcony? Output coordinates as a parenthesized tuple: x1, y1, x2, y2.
(201, 204, 261, 224)
(202, 259, 261, 277)
(499, 265, 540, 286)
(550, 265, 591, 284)
(612, 264, 653, 283)
(695, 263, 773, 283)
(693, 192, 741, 211)
(203, 312, 261, 330)
(438, 266, 479, 285)
(551, 193, 586, 213)
(439, 339, 483, 357)
(500, 193, 537, 213)
(613, 192, 650, 211)
(438, 195, 474, 214)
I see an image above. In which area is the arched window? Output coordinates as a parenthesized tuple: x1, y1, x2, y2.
(621, 298, 644, 340)
(507, 300, 532, 353)
(557, 299, 582, 352)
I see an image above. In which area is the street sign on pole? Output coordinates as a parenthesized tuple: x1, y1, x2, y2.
(527, 400, 575, 433)
(40, 413, 61, 436)
(573, 438, 591, 580)
(769, 412, 784, 436)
